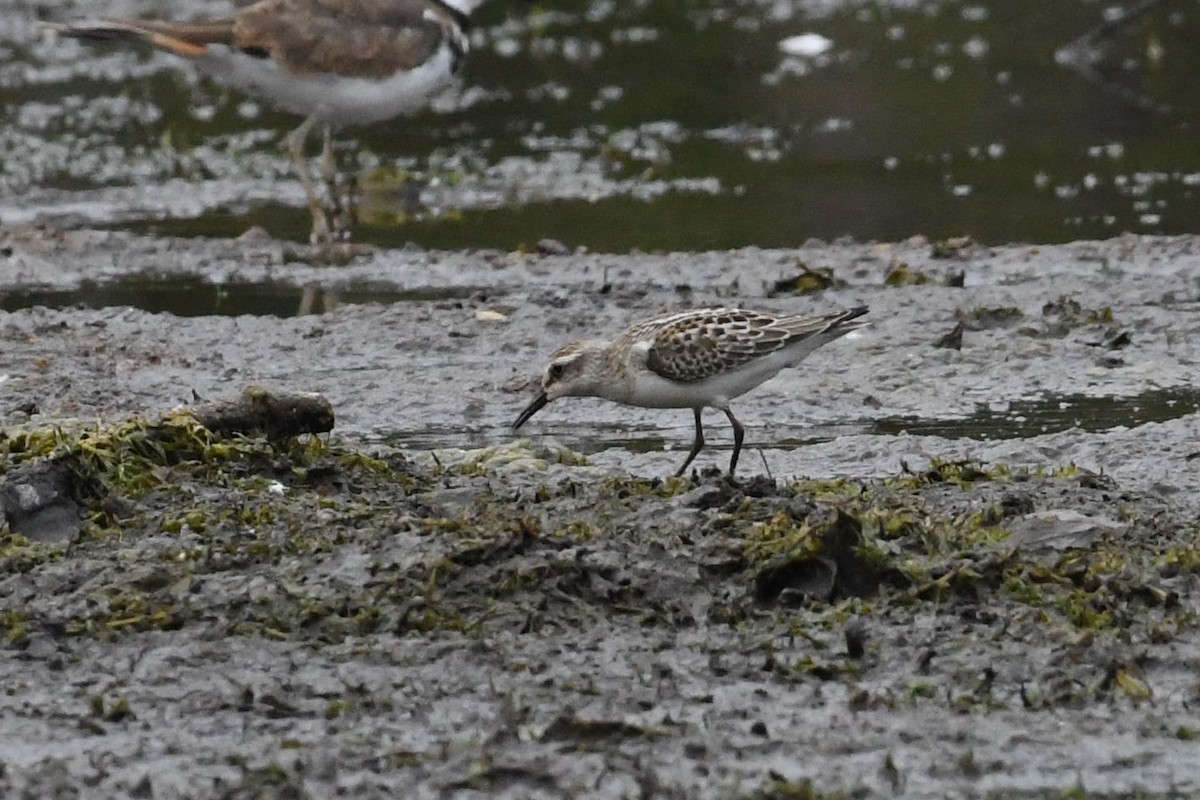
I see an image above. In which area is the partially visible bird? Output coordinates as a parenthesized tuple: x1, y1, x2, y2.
(513, 305, 869, 477)
(44, 0, 491, 245)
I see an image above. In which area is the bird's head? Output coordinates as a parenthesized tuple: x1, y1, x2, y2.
(512, 340, 606, 429)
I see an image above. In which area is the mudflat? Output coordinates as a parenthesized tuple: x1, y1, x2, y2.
(1, 226, 1198, 798)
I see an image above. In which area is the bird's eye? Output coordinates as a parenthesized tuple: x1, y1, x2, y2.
(549, 363, 565, 379)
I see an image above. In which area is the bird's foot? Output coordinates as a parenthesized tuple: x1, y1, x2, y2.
(308, 201, 354, 245)
(326, 202, 353, 242)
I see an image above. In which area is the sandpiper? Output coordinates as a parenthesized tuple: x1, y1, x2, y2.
(44, 0, 491, 245)
(513, 305, 869, 477)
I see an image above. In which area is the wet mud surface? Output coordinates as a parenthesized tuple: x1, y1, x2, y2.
(1, 227, 1199, 798)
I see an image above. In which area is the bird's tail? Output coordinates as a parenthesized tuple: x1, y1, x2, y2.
(825, 305, 870, 335)
(42, 18, 233, 59)
(779, 305, 870, 342)
(767, 305, 870, 364)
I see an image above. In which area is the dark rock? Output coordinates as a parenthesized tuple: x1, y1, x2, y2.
(0, 458, 81, 542)
(934, 321, 965, 350)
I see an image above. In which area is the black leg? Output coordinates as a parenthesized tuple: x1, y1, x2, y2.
(725, 408, 745, 476)
(674, 408, 705, 477)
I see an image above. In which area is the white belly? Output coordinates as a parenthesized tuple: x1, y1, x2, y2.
(624, 363, 787, 409)
(617, 333, 843, 409)
(196, 45, 459, 127)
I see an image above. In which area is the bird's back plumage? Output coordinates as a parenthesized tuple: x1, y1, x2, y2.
(630, 306, 868, 384)
(46, 0, 466, 80)
(233, 0, 464, 78)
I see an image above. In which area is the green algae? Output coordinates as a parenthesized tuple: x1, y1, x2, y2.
(771, 261, 845, 296)
(716, 459, 1200, 651)
(1042, 295, 1115, 325)
(969, 305, 1026, 328)
(1, 609, 29, 645)
(883, 262, 931, 286)
(930, 236, 977, 259)
(4, 408, 1199, 784)
(0, 531, 64, 575)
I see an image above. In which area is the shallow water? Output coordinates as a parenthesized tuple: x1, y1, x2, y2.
(382, 388, 1200, 465)
(0, 276, 482, 318)
(872, 387, 1200, 439)
(5, 0, 1200, 251)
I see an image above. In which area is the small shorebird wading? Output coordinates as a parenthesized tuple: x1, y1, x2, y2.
(44, 0, 491, 245)
(513, 305, 869, 477)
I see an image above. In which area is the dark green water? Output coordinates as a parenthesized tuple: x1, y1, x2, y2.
(0, 278, 479, 318)
(869, 388, 1200, 439)
(13, 0, 1200, 251)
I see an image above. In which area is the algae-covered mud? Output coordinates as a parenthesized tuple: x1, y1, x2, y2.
(1, 227, 1199, 797)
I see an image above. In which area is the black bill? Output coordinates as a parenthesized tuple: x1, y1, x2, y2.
(512, 392, 549, 430)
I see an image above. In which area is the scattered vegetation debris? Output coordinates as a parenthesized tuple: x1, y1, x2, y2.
(963, 305, 1025, 329)
(750, 509, 909, 604)
(1086, 328, 1132, 349)
(883, 260, 931, 286)
(1102, 659, 1154, 703)
(770, 260, 843, 296)
(748, 776, 823, 800)
(930, 236, 977, 259)
(540, 714, 658, 742)
(1041, 296, 1115, 335)
(0, 387, 334, 541)
(933, 321, 965, 350)
(89, 692, 134, 724)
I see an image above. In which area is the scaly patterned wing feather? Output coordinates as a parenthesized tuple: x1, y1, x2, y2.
(642, 307, 865, 383)
(639, 308, 792, 383)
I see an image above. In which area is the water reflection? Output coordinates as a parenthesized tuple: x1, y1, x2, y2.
(0, 277, 480, 317)
(7, 0, 1200, 249)
(871, 388, 1200, 440)
(383, 388, 1200, 455)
